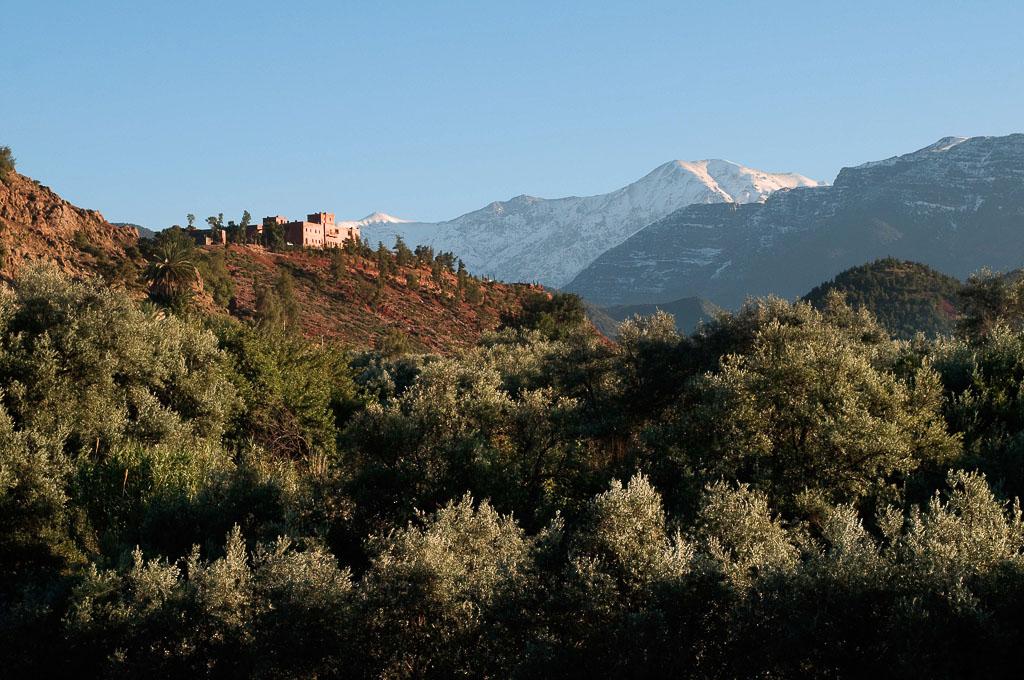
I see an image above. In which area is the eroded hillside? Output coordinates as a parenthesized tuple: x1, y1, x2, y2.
(0, 171, 142, 281)
(0, 169, 539, 353)
(216, 245, 540, 353)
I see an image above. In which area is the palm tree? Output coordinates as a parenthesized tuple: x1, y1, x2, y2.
(144, 241, 200, 306)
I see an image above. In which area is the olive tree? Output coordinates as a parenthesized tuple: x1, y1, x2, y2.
(355, 495, 533, 677)
(680, 299, 959, 507)
(0, 266, 237, 453)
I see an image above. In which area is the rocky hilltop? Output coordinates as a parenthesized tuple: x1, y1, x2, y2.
(0, 168, 538, 353)
(566, 134, 1024, 307)
(0, 171, 142, 280)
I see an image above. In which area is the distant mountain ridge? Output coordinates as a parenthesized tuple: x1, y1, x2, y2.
(566, 134, 1024, 307)
(363, 160, 820, 287)
(590, 296, 721, 337)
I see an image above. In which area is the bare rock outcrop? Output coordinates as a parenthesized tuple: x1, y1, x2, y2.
(0, 172, 141, 280)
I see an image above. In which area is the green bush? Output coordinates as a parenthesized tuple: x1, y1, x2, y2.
(14, 258, 1024, 677)
(0, 146, 15, 180)
(196, 249, 235, 307)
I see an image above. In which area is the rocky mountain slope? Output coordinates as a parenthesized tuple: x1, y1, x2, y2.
(0, 171, 142, 281)
(566, 135, 1024, 307)
(362, 160, 820, 287)
(113, 222, 157, 239)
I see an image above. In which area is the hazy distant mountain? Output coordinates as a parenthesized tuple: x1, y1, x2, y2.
(566, 135, 1024, 307)
(112, 222, 157, 239)
(582, 302, 621, 338)
(362, 160, 820, 287)
(591, 296, 721, 337)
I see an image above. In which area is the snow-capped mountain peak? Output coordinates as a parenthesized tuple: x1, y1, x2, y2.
(566, 133, 1024, 308)
(362, 159, 822, 287)
(924, 136, 970, 153)
(359, 212, 409, 224)
(336, 212, 412, 230)
(646, 159, 822, 204)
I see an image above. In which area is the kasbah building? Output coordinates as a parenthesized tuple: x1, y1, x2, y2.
(191, 212, 360, 248)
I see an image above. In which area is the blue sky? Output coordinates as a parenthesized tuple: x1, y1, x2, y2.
(3, 1, 1023, 227)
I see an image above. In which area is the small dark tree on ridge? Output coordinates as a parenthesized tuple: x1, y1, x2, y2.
(0, 146, 15, 181)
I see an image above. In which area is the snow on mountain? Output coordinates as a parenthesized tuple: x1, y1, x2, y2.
(337, 212, 411, 230)
(361, 160, 821, 287)
(565, 134, 1024, 307)
(855, 136, 971, 170)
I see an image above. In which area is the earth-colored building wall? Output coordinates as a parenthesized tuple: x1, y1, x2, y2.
(259, 213, 360, 248)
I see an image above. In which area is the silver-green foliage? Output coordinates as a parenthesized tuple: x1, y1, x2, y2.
(358, 495, 533, 676)
(686, 296, 959, 504)
(576, 474, 691, 590)
(0, 266, 237, 452)
(67, 526, 353, 676)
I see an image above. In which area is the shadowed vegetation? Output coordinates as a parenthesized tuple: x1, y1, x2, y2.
(3, 263, 1024, 678)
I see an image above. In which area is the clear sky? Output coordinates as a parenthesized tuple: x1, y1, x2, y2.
(3, 1, 1023, 228)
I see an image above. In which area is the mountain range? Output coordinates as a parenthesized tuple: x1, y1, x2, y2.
(57, 133, 1024, 322)
(566, 134, 1024, 307)
(362, 160, 820, 287)
(3, 149, 1019, 344)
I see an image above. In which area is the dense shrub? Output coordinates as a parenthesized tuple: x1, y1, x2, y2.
(8, 265, 1024, 677)
(0, 266, 237, 451)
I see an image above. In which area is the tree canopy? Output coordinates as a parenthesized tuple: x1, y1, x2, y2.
(5, 265, 1024, 677)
